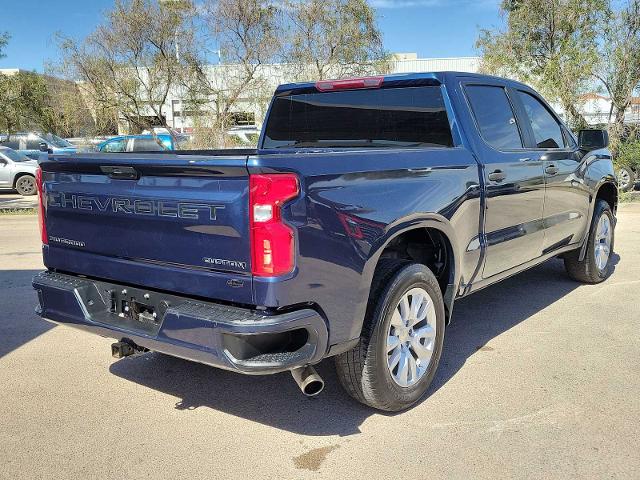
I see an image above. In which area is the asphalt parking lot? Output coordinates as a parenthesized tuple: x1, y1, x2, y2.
(1, 205, 639, 479)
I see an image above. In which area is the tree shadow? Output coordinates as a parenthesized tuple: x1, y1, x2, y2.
(0, 269, 55, 359)
(108, 256, 619, 437)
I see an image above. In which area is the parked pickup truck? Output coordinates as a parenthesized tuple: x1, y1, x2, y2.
(33, 72, 617, 411)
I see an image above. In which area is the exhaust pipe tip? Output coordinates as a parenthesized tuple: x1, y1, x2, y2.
(291, 365, 324, 397)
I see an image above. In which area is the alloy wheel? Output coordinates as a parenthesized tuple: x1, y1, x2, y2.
(386, 287, 437, 387)
(594, 214, 612, 271)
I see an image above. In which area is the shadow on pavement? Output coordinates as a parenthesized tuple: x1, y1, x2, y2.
(430, 255, 617, 394)
(108, 256, 619, 436)
(0, 269, 53, 359)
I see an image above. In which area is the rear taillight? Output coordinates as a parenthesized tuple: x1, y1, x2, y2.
(249, 173, 299, 276)
(315, 76, 384, 92)
(36, 167, 47, 245)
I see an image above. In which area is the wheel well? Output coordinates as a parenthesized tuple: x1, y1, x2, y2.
(13, 172, 35, 189)
(596, 182, 617, 214)
(377, 227, 454, 298)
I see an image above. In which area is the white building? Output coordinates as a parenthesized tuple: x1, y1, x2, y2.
(578, 93, 640, 126)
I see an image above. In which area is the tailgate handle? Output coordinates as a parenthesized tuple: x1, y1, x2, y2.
(100, 166, 139, 180)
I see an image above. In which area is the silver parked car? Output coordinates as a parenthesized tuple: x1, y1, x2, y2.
(0, 146, 39, 196)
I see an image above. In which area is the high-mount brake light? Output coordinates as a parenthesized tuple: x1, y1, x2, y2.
(315, 76, 384, 92)
(36, 167, 48, 245)
(249, 173, 299, 276)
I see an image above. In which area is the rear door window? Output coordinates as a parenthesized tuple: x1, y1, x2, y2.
(465, 85, 523, 150)
(263, 86, 453, 149)
(517, 91, 565, 149)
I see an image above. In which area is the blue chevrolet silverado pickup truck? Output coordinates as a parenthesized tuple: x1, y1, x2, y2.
(33, 72, 617, 411)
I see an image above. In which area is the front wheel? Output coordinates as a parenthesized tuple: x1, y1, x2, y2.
(335, 261, 445, 411)
(564, 200, 615, 283)
(15, 175, 36, 196)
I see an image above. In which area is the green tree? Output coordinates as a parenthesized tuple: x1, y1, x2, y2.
(0, 34, 59, 135)
(477, 0, 608, 129)
(285, 0, 388, 81)
(0, 31, 9, 59)
(595, 0, 640, 147)
(0, 71, 51, 134)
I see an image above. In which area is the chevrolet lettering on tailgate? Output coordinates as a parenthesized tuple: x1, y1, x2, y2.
(47, 192, 225, 221)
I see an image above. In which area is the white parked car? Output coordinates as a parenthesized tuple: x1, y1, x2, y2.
(0, 146, 39, 196)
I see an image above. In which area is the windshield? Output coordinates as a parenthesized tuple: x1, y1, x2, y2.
(0, 148, 31, 162)
(262, 86, 453, 149)
(42, 133, 73, 148)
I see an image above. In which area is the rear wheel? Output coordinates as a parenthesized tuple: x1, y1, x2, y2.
(15, 175, 36, 196)
(617, 166, 635, 192)
(564, 200, 615, 283)
(335, 261, 445, 411)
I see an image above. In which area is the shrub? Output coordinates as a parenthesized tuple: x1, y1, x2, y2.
(616, 140, 640, 170)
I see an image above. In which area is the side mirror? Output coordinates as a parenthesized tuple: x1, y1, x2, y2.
(38, 142, 52, 153)
(578, 129, 609, 151)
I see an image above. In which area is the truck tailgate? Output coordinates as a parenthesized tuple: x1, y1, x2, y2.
(40, 152, 254, 304)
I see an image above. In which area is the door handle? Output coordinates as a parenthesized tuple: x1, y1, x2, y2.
(488, 170, 507, 182)
(545, 165, 559, 175)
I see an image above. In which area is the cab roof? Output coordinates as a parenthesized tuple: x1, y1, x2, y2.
(274, 71, 532, 96)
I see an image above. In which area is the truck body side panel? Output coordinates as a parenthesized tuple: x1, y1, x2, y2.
(249, 147, 481, 346)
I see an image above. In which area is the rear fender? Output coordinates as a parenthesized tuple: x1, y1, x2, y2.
(358, 214, 461, 326)
(578, 153, 616, 261)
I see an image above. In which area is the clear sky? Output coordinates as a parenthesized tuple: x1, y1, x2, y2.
(0, 0, 503, 72)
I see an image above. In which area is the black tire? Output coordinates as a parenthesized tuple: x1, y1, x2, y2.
(335, 260, 445, 411)
(564, 200, 615, 283)
(617, 166, 636, 192)
(14, 175, 36, 196)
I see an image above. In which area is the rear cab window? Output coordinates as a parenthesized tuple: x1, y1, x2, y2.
(262, 86, 453, 149)
(102, 139, 126, 152)
(26, 137, 43, 150)
(131, 138, 167, 151)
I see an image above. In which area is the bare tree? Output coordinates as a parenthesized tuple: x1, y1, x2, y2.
(57, 0, 196, 146)
(284, 0, 388, 81)
(184, 0, 283, 147)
